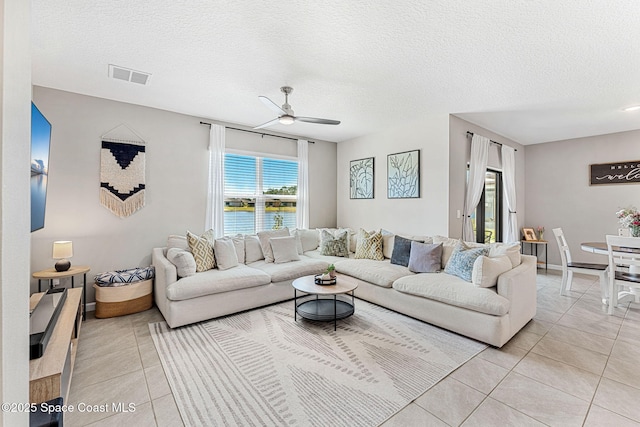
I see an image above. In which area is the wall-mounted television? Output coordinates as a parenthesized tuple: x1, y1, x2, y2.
(31, 102, 52, 232)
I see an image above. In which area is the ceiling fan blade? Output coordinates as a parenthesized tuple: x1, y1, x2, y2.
(295, 116, 341, 125)
(253, 118, 280, 130)
(259, 96, 287, 115)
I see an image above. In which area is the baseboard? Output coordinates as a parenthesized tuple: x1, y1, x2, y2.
(544, 264, 562, 271)
(86, 302, 96, 312)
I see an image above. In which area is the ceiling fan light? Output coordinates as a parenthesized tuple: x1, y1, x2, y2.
(279, 115, 295, 125)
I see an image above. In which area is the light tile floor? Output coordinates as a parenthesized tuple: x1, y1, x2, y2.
(68, 270, 640, 426)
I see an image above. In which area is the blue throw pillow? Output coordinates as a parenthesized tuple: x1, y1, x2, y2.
(444, 241, 489, 282)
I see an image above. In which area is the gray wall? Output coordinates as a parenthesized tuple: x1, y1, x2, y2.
(448, 115, 526, 239)
(525, 129, 640, 266)
(1, 0, 31, 419)
(31, 86, 337, 303)
(336, 114, 450, 236)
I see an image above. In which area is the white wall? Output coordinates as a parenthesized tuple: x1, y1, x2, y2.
(1, 0, 31, 423)
(448, 115, 526, 239)
(31, 87, 337, 303)
(337, 114, 449, 236)
(526, 129, 640, 265)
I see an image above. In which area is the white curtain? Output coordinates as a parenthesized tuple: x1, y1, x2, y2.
(205, 124, 226, 238)
(502, 145, 518, 243)
(463, 134, 490, 241)
(296, 139, 309, 229)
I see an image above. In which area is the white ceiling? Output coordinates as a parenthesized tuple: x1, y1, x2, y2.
(32, 1, 640, 145)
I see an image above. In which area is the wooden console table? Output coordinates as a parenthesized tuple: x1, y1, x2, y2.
(33, 265, 90, 320)
(29, 287, 83, 404)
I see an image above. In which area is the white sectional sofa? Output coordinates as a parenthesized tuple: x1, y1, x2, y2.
(152, 228, 536, 347)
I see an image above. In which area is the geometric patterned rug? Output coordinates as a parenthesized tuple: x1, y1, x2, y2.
(149, 299, 486, 426)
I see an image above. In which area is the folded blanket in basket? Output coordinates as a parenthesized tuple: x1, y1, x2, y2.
(95, 267, 155, 287)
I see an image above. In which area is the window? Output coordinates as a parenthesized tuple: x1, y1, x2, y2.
(471, 170, 503, 243)
(223, 152, 298, 235)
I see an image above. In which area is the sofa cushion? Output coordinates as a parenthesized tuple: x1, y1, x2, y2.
(335, 259, 412, 288)
(257, 228, 290, 263)
(245, 235, 264, 263)
(293, 229, 320, 252)
(167, 234, 190, 251)
(214, 238, 239, 270)
(433, 235, 458, 268)
(393, 274, 510, 316)
(248, 256, 327, 282)
(187, 229, 215, 272)
(444, 241, 489, 282)
(270, 236, 301, 264)
(230, 235, 245, 264)
(166, 264, 271, 301)
(472, 255, 512, 288)
(166, 248, 197, 278)
(467, 242, 522, 268)
(408, 242, 443, 273)
(303, 249, 353, 264)
(355, 229, 384, 260)
(381, 229, 395, 259)
(319, 229, 349, 257)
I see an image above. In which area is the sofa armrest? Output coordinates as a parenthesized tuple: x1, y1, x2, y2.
(152, 247, 177, 309)
(497, 254, 537, 318)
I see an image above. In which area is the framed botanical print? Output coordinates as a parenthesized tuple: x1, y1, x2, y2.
(387, 150, 420, 198)
(350, 157, 374, 199)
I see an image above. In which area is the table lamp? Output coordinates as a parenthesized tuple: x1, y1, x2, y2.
(52, 241, 73, 272)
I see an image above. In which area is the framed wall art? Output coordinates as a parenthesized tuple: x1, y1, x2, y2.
(350, 157, 374, 199)
(387, 150, 420, 199)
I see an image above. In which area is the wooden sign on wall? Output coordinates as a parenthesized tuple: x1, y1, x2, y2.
(590, 160, 640, 185)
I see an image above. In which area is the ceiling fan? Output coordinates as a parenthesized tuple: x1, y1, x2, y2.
(253, 86, 341, 129)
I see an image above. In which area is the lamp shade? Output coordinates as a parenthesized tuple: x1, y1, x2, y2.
(52, 241, 73, 259)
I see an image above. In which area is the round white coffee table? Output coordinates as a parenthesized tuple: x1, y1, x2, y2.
(292, 275, 358, 331)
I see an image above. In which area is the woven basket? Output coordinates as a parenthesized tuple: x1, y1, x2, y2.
(94, 279, 153, 318)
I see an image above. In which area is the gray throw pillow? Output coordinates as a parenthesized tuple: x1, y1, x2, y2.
(444, 241, 490, 282)
(391, 236, 424, 267)
(408, 242, 443, 273)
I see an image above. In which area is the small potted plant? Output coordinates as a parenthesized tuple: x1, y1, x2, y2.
(326, 264, 336, 279)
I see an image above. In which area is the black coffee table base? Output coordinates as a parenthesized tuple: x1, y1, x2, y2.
(294, 293, 355, 331)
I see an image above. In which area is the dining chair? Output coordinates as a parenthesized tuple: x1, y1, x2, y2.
(552, 228, 608, 300)
(605, 235, 640, 315)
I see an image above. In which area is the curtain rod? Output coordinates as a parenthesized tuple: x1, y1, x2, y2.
(466, 131, 517, 151)
(200, 121, 315, 143)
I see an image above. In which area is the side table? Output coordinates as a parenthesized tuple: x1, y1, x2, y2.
(33, 265, 90, 320)
(520, 241, 548, 270)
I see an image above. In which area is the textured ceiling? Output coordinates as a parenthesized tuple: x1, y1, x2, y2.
(32, 1, 640, 144)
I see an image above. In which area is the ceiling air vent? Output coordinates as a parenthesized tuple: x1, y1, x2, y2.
(108, 64, 151, 86)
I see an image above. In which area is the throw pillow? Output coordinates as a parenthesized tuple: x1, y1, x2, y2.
(472, 255, 512, 288)
(391, 236, 423, 267)
(290, 230, 304, 254)
(319, 229, 349, 257)
(293, 228, 320, 252)
(381, 229, 395, 259)
(444, 241, 489, 282)
(244, 235, 264, 264)
(214, 238, 239, 270)
(167, 234, 190, 251)
(166, 248, 197, 277)
(489, 243, 522, 268)
(186, 229, 215, 272)
(270, 236, 301, 263)
(257, 228, 290, 263)
(433, 235, 459, 268)
(355, 229, 384, 260)
(408, 242, 443, 273)
(231, 235, 245, 264)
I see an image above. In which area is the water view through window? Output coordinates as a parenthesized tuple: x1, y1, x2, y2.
(224, 153, 298, 235)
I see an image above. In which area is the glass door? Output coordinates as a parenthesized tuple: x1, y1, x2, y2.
(472, 170, 502, 243)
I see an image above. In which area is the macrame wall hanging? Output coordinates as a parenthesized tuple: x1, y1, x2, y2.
(100, 124, 146, 218)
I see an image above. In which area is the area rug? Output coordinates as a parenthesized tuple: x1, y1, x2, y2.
(149, 299, 486, 426)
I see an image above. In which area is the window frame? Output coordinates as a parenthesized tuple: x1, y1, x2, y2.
(224, 149, 298, 235)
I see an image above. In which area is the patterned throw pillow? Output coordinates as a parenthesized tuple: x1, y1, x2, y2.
(444, 240, 489, 282)
(355, 229, 384, 260)
(319, 229, 349, 257)
(186, 229, 215, 272)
